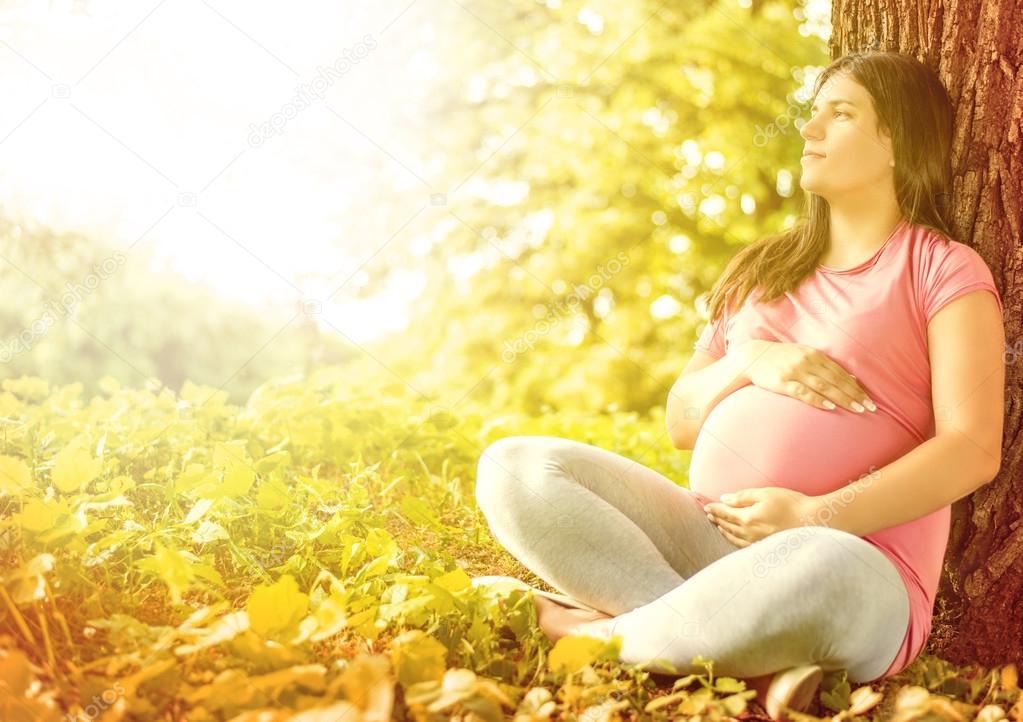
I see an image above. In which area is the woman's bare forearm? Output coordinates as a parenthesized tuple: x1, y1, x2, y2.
(665, 341, 760, 449)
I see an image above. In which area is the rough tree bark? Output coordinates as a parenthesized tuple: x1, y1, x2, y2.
(830, 0, 1022, 672)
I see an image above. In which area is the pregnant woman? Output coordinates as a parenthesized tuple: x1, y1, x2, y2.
(473, 50, 1005, 717)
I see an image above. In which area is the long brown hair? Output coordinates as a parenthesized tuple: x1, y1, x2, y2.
(701, 50, 955, 324)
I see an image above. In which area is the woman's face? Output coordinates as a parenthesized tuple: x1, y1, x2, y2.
(797, 73, 895, 200)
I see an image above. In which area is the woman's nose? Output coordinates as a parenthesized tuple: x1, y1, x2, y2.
(799, 113, 822, 140)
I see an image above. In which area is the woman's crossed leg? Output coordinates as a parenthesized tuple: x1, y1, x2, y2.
(474, 435, 909, 683)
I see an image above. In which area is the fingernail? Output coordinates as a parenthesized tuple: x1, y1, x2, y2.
(864, 399, 877, 411)
(852, 401, 865, 413)
(823, 400, 836, 409)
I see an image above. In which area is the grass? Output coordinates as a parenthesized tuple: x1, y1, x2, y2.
(0, 371, 1018, 721)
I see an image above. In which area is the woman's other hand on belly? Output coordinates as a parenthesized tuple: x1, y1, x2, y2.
(704, 487, 821, 548)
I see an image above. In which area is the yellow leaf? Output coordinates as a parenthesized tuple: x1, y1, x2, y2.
(191, 563, 225, 588)
(432, 567, 472, 594)
(254, 451, 291, 474)
(176, 463, 213, 494)
(212, 440, 251, 469)
(849, 685, 884, 716)
(136, 542, 195, 605)
(246, 574, 309, 638)
(249, 663, 326, 695)
(51, 443, 101, 493)
(98, 375, 121, 394)
(174, 611, 250, 655)
(219, 461, 255, 497)
(180, 379, 229, 408)
(347, 603, 381, 640)
(0, 391, 24, 416)
(290, 702, 364, 722)
(333, 655, 393, 720)
(390, 630, 447, 688)
(0, 455, 32, 495)
(309, 591, 348, 642)
(428, 669, 479, 710)
(17, 497, 69, 532)
(548, 634, 610, 675)
(1001, 663, 1018, 691)
(256, 480, 290, 510)
(1, 376, 49, 401)
(0, 649, 34, 696)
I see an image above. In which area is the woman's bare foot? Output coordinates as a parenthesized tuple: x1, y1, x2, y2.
(533, 595, 615, 643)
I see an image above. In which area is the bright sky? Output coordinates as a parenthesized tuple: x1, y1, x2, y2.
(0, 0, 445, 342)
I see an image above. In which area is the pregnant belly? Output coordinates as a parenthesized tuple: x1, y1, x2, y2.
(688, 385, 920, 501)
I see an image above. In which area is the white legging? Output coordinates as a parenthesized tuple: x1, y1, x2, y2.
(474, 435, 910, 683)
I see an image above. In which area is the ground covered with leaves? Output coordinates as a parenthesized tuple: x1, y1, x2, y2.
(0, 371, 1020, 721)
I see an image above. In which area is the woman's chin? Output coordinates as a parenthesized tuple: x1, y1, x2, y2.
(798, 177, 820, 193)
(797, 175, 834, 199)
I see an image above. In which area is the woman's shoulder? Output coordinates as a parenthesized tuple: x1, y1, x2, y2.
(904, 222, 1003, 319)
(903, 222, 987, 266)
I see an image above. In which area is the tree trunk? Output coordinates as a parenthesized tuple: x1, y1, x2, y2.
(830, 0, 1022, 672)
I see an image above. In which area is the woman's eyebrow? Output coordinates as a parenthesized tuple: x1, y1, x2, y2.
(810, 99, 856, 111)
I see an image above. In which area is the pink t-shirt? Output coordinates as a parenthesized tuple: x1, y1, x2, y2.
(688, 217, 1003, 678)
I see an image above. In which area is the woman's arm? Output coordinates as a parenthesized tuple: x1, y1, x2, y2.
(808, 289, 1005, 537)
(666, 342, 756, 449)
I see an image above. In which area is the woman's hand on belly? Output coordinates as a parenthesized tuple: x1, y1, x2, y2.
(741, 339, 875, 414)
(704, 487, 820, 548)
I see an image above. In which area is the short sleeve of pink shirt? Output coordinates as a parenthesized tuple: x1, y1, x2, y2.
(917, 233, 1003, 323)
(693, 299, 733, 359)
(686, 219, 1003, 679)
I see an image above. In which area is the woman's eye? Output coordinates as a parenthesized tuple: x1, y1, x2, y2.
(808, 109, 848, 119)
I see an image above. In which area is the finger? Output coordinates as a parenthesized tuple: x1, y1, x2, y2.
(799, 371, 866, 413)
(782, 380, 838, 411)
(809, 357, 875, 409)
(718, 526, 747, 547)
(724, 497, 755, 508)
(712, 515, 744, 535)
(707, 507, 740, 525)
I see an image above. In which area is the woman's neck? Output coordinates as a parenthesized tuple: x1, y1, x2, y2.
(822, 204, 904, 268)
